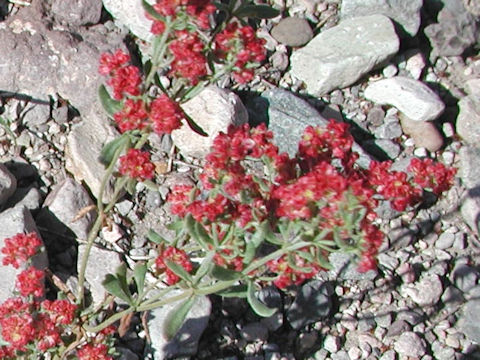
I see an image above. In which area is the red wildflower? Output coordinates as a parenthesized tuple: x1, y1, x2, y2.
(16, 266, 45, 298)
(98, 49, 130, 76)
(119, 149, 155, 181)
(41, 299, 77, 325)
(77, 343, 113, 360)
(155, 246, 193, 285)
(34, 313, 61, 352)
(107, 65, 142, 100)
(168, 185, 198, 217)
(0, 313, 35, 351)
(267, 250, 321, 289)
(113, 99, 149, 133)
(213, 249, 243, 271)
(408, 157, 457, 195)
(168, 30, 208, 84)
(149, 94, 184, 134)
(2, 232, 42, 268)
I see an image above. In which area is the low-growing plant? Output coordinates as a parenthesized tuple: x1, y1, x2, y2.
(0, 0, 457, 358)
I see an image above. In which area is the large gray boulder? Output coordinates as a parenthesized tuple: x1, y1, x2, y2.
(290, 15, 399, 96)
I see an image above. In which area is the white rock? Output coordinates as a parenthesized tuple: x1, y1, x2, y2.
(290, 14, 399, 96)
(456, 94, 480, 145)
(171, 86, 248, 158)
(0, 163, 17, 206)
(394, 332, 426, 357)
(405, 50, 426, 80)
(401, 274, 443, 306)
(365, 77, 445, 121)
(102, 0, 155, 41)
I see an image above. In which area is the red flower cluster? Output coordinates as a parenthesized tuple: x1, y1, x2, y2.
(150, 94, 185, 134)
(167, 120, 457, 282)
(2, 232, 42, 269)
(214, 22, 267, 83)
(0, 233, 78, 357)
(148, 0, 216, 34)
(155, 246, 193, 285)
(98, 49, 141, 100)
(119, 149, 155, 181)
(113, 99, 149, 133)
(213, 248, 244, 272)
(409, 157, 457, 195)
(169, 30, 208, 85)
(77, 343, 113, 360)
(267, 250, 322, 289)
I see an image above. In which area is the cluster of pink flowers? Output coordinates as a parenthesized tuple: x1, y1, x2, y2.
(119, 148, 155, 181)
(0, 233, 80, 358)
(214, 22, 267, 83)
(155, 246, 193, 285)
(166, 120, 456, 286)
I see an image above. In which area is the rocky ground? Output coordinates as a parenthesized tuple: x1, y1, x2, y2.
(0, 0, 479, 359)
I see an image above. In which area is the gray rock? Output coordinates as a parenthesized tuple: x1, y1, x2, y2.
(102, 0, 155, 41)
(36, 177, 96, 241)
(51, 0, 103, 26)
(270, 17, 314, 47)
(290, 15, 399, 96)
(248, 88, 371, 167)
(340, 0, 423, 36)
(146, 294, 211, 359)
(77, 244, 123, 305)
(379, 350, 396, 360)
(373, 118, 402, 139)
(461, 195, 480, 234)
(0, 163, 17, 207)
(323, 334, 341, 353)
(458, 296, 480, 343)
(435, 232, 455, 249)
(330, 350, 350, 360)
(364, 139, 401, 159)
(296, 332, 319, 357)
(457, 95, 480, 145)
(424, 0, 479, 57)
(431, 340, 456, 360)
(65, 118, 119, 202)
(393, 332, 426, 357)
(365, 77, 445, 122)
(6, 186, 43, 212)
(328, 252, 377, 281)
(459, 146, 480, 232)
(451, 263, 479, 293)
(286, 280, 332, 329)
(171, 86, 248, 158)
(0, 206, 48, 302)
(401, 274, 444, 306)
(22, 103, 51, 131)
(386, 320, 411, 338)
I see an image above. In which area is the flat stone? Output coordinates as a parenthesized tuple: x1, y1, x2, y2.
(457, 94, 480, 145)
(146, 293, 211, 359)
(290, 14, 399, 96)
(339, 0, 423, 36)
(0, 206, 48, 302)
(286, 280, 332, 330)
(51, 0, 103, 26)
(393, 332, 426, 357)
(328, 252, 377, 281)
(77, 244, 123, 305)
(401, 274, 443, 306)
(323, 334, 341, 353)
(451, 263, 480, 293)
(171, 86, 248, 159)
(6, 186, 43, 212)
(365, 77, 445, 122)
(460, 145, 480, 189)
(271, 17, 313, 47)
(399, 114, 444, 151)
(36, 177, 96, 241)
(435, 232, 455, 249)
(458, 297, 480, 343)
(102, 0, 155, 41)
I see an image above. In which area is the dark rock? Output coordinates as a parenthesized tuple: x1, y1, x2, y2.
(50, 0, 103, 26)
(271, 17, 313, 47)
(286, 280, 332, 330)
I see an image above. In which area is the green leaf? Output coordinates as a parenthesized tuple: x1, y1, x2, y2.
(194, 222, 213, 249)
(116, 263, 131, 297)
(99, 133, 130, 166)
(165, 259, 193, 283)
(147, 229, 169, 245)
(143, 180, 159, 191)
(211, 265, 242, 281)
(217, 284, 248, 298)
(163, 296, 195, 340)
(246, 281, 277, 317)
(102, 274, 132, 305)
(98, 85, 123, 117)
(142, 0, 164, 21)
(234, 4, 280, 19)
(166, 219, 186, 233)
(0, 116, 17, 146)
(244, 221, 268, 263)
(213, 1, 230, 13)
(183, 111, 208, 137)
(193, 252, 215, 284)
(133, 263, 148, 299)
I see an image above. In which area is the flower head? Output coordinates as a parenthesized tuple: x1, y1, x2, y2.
(119, 149, 155, 181)
(155, 246, 193, 285)
(2, 232, 42, 269)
